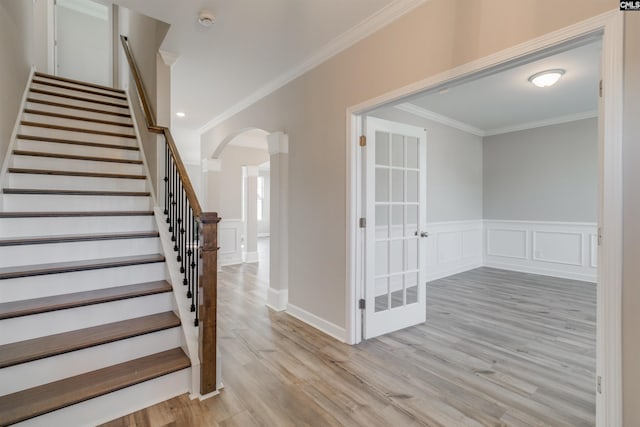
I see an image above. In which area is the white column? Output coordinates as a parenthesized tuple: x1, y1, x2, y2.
(243, 165, 259, 263)
(266, 132, 289, 311)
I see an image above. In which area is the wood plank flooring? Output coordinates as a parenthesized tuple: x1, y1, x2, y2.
(102, 251, 595, 427)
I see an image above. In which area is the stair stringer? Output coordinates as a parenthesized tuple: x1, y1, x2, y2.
(0, 67, 36, 210)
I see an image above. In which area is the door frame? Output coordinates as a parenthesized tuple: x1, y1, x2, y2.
(345, 10, 623, 427)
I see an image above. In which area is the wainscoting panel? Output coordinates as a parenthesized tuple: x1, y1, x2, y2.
(425, 221, 484, 282)
(484, 220, 597, 282)
(218, 219, 243, 266)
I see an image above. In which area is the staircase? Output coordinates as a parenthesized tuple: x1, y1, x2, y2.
(0, 72, 191, 426)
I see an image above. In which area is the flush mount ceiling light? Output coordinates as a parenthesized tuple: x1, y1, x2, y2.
(176, 112, 186, 117)
(198, 10, 215, 27)
(528, 69, 565, 88)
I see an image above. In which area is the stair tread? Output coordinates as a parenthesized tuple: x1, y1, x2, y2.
(17, 134, 139, 151)
(0, 281, 172, 320)
(0, 211, 154, 218)
(31, 79, 128, 101)
(0, 231, 159, 247)
(27, 98, 132, 118)
(0, 253, 165, 280)
(13, 149, 143, 164)
(3, 188, 150, 196)
(30, 88, 129, 109)
(24, 109, 134, 128)
(21, 121, 136, 139)
(34, 72, 125, 94)
(8, 168, 146, 180)
(0, 311, 180, 368)
(0, 348, 190, 426)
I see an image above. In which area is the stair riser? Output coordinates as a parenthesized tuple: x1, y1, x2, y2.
(26, 101, 133, 125)
(19, 125, 136, 147)
(0, 238, 162, 268)
(0, 293, 174, 345)
(30, 83, 129, 107)
(28, 91, 129, 115)
(15, 139, 140, 160)
(2, 194, 152, 212)
(0, 216, 157, 238)
(7, 173, 147, 192)
(12, 368, 191, 427)
(0, 328, 181, 395)
(32, 77, 124, 98)
(0, 263, 166, 302)
(22, 113, 135, 136)
(11, 154, 144, 175)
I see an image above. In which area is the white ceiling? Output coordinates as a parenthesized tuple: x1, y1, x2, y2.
(109, 0, 406, 130)
(398, 39, 601, 136)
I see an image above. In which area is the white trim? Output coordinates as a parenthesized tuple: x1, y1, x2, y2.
(57, 0, 108, 20)
(198, 0, 430, 134)
(484, 110, 599, 136)
(483, 261, 597, 282)
(267, 288, 288, 312)
(242, 251, 259, 263)
(347, 10, 622, 426)
(258, 233, 271, 238)
(286, 303, 348, 343)
(245, 165, 259, 178)
(267, 132, 289, 155)
(395, 103, 485, 136)
(158, 50, 179, 67)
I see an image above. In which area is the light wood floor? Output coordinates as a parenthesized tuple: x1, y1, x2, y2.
(102, 262, 596, 427)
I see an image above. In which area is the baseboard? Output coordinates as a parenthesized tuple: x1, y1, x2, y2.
(427, 259, 483, 282)
(243, 251, 259, 263)
(286, 303, 348, 343)
(266, 288, 288, 311)
(258, 233, 270, 238)
(484, 261, 596, 282)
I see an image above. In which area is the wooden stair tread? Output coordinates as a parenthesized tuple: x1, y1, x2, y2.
(0, 312, 180, 368)
(0, 348, 190, 426)
(24, 109, 134, 128)
(21, 121, 136, 139)
(0, 231, 159, 247)
(34, 72, 125, 94)
(26, 98, 132, 118)
(32, 79, 128, 101)
(0, 281, 172, 320)
(8, 168, 146, 180)
(0, 211, 153, 218)
(30, 88, 128, 109)
(0, 254, 165, 280)
(17, 134, 139, 151)
(13, 149, 143, 164)
(3, 188, 150, 196)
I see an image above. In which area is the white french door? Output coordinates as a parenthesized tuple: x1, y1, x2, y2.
(363, 117, 427, 339)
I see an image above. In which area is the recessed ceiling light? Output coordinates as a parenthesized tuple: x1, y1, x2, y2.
(176, 112, 186, 118)
(528, 69, 565, 88)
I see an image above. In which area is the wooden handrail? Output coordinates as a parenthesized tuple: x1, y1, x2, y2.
(119, 35, 202, 217)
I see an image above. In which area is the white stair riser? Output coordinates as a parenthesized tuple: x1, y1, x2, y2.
(32, 77, 123, 98)
(11, 154, 144, 175)
(19, 125, 137, 147)
(0, 216, 157, 238)
(7, 173, 147, 192)
(15, 139, 140, 160)
(2, 194, 152, 212)
(30, 83, 129, 108)
(0, 237, 161, 268)
(25, 101, 133, 125)
(0, 293, 174, 344)
(0, 263, 166, 302)
(0, 327, 182, 395)
(28, 91, 129, 115)
(22, 113, 136, 136)
(13, 368, 191, 427)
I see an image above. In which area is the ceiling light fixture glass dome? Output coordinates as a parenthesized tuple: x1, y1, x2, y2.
(528, 69, 565, 88)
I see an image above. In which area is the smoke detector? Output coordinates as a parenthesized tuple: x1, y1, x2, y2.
(198, 10, 215, 27)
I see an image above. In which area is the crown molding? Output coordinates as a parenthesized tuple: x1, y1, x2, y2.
(394, 103, 485, 136)
(198, 0, 430, 134)
(484, 110, 598, 136)
(57, 0, 108, 20)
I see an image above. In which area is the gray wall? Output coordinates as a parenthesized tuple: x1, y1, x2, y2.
(218, 146, 269, 219)
(370, 108, 483, 223)
(483, 118, 598, 222)
(623, 12, 640, 427)
(0, 0, 34, 173)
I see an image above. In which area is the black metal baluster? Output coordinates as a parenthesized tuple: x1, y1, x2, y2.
(185, 206, 192, 295)
(194, 218, 199, 326)
(167, 154, 173, 227)
(172, 164, 179, 252)
(164, 143, 169, 216)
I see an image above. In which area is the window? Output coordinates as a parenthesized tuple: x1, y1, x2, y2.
(257, 176, 265, 221)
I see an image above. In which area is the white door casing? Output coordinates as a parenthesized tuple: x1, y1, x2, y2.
(364, 117, 427, 339)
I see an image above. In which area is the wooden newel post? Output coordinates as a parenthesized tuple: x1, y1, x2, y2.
(198, 212, 221, 395)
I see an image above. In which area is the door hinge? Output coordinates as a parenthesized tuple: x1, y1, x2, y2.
(597, 376, 602, 394)
(598, 227, 603, 246)
(599, 80, 603, 98)
(359, 135, 366, 147)
(359, 299, 366, 310)
(359, 217, 366, 228)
